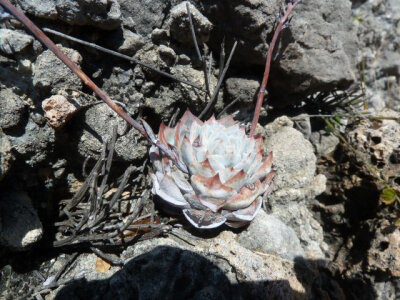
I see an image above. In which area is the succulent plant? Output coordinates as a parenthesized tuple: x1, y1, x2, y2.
(149, 110, 275, 229)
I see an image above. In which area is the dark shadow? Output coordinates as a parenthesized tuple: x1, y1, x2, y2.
(0, 244, 380, 299)
(54, 246, 303, 300)
(292, 257, 376, 300)
(52, 246, 379, 300)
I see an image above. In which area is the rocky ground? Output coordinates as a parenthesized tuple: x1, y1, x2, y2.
(0, 0, 399, 299)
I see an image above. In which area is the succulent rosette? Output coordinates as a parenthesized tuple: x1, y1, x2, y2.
(149, 110, 275, 229)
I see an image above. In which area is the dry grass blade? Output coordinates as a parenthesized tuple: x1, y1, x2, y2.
(198, 41, 237, 119)
(52, 128, 162, 248)
(186, 2, 211, 96)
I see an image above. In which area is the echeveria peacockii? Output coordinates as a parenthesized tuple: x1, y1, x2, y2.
(149, 110, 275, 229)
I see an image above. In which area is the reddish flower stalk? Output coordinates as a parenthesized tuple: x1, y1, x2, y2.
(249, 1, 301, 136)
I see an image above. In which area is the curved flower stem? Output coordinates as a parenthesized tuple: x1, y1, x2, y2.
(249, 0, 301, 136)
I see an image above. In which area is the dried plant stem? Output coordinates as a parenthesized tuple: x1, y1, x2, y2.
(186, 2, 211, 96)
(33, 252, 78, 297)
(218, 38, 226, 76)
(198, 41, 237, 119)
(53, 252, 79, 283)
(249, 1, 301, 136)
(90, 247, 123, 266)
(168, 107, 181, 127)
(217, 98, 239, 118)
(53, 128, 153, 248)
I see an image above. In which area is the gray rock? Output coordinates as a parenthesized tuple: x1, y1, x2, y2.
(141, 81, 156, 97)
(169, 1, 213, 45)
(310, 131, 340, 155)
(348, 109, 400, 194)
(367, 219, 400, 277)
(10, 117, 55, 167)
(33, 45, 83, 95)
(16, 0, 121, 29)
(56, 0, 121, 29)
(198, 0, 357, 102)
(292, 114, 312, 140)
(140, 62, 220, 120)
(54, 232, 307, 299)
(100, 66, 140, 108)
(373, 280, 399, 300)
(262, 116, 326, 203)
(52, 252, 119, 284)
(0, 191, 43, 250)
(18, 58, 33, 74)
(388, 0, 400, 20)
(0, 129, 14, 181)
(0, 29, 34, 55)
(0, 88, 26, 130)
(196, 0, 279, 65)
(353, 0, 400, 111)
(119, 0, 169, 35)
(237, 210, 305, 260)
(134, 45, 170, 79)
(270, 202, 327, 260)
(367, 90, 387, 112)
(259, 116, 327, 259)
(17, 0, 57, 20)
(144, 87, 181, 118)
(177, 53, 191, 65)
(270, 0, 357, 101)
(74, 103, 147, 163)
(378, 49, 400, 78)
(224, 77, 259, 105)
(158, 45, 177, 66)
(0, 54, 35, 96)
(151, 28, 169, 44)
(56, 0, 121, 30)
(116, 29, 144, 56)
